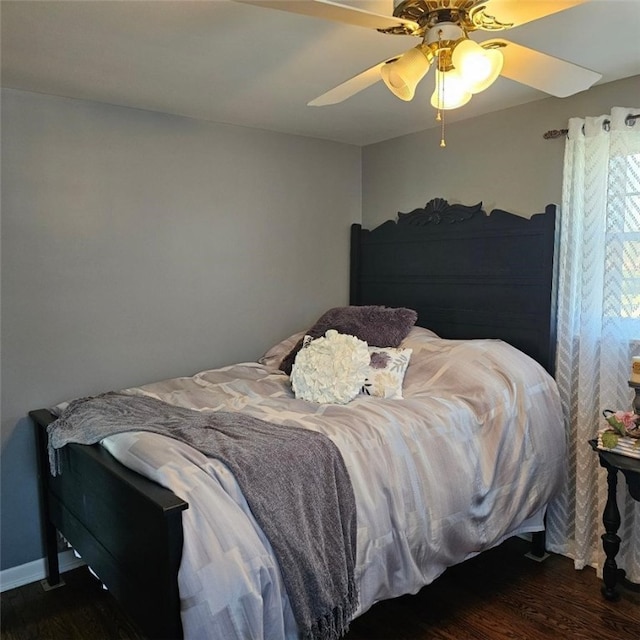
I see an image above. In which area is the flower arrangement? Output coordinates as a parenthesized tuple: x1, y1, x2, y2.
(600, 409, 640, 450)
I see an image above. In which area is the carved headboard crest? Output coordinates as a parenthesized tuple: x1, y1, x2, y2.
(397, 198, 485, 226)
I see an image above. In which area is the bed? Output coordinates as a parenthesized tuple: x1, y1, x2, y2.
(31, 198, 563, 640)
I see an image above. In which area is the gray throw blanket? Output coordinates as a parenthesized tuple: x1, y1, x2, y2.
(48, 393, 358, 640)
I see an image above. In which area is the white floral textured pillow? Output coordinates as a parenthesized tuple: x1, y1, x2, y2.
(362, 347, 413, 399)
(291, 330, 370, 404)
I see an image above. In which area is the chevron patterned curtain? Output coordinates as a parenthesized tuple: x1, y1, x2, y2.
(546, 107, 640, 583)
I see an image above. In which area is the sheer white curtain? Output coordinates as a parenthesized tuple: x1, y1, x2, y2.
(546, 107, 640, 582)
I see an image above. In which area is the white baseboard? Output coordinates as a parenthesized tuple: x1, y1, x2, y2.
(0, 549, 85, 593)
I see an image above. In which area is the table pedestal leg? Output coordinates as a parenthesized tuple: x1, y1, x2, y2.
(601, 465, 621, 601)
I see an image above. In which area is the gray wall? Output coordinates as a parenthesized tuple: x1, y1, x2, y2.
(1, 89, 361, 570)
(3, 76, 639, 575)
(362, 76, 640, 226)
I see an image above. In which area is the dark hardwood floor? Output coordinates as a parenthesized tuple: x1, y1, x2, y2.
(2, 538, 638, 639)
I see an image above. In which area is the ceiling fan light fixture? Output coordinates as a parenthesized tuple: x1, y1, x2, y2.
(451, 38, 503, 93)
(381, 45, 431, 101)
(430, 68, 472, 110)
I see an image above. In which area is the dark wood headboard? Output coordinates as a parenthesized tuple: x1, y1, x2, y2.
(350, 198, 558, 375)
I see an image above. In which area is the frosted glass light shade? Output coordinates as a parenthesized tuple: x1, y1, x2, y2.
(452, 39, 503, 94)
(381, 46, 430, 101)
(430, 68, 472, 110)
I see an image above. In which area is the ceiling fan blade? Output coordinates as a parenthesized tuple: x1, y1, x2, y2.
(234, 0, 419, 32)
(485, 39, 602, 98)
(308, 56, 402, 106)
(474, 0, 588, 29)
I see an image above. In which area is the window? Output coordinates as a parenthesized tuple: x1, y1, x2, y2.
(607, 152, 640, 323)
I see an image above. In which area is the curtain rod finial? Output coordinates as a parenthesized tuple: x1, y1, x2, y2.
(543, 129, 568, 140)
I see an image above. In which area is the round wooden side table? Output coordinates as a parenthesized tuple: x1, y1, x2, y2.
(589, 439, 640, 600)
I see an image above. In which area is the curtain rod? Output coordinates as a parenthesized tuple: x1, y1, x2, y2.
(543, 113, 639, 140)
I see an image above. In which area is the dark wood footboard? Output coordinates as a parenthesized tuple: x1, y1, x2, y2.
(30, 409, 188, 640)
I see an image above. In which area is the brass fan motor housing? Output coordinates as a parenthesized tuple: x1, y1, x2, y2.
(379, 0, 514, 36)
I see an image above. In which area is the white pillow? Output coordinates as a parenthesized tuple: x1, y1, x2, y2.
(291, 330, 370, 404)
(362, 347, 412, 399)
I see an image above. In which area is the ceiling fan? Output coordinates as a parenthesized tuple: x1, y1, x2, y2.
(234, 0, 601, 112)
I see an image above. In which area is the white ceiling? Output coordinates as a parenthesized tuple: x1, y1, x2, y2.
(2, 0, 640, 146)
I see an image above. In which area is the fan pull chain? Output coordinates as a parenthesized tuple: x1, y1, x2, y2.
(436, 29, 446, 148)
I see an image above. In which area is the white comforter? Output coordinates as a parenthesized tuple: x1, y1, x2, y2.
(100, 327, 565, 640)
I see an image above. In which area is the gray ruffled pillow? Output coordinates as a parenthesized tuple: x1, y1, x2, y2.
(280, 305, 418, 375)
